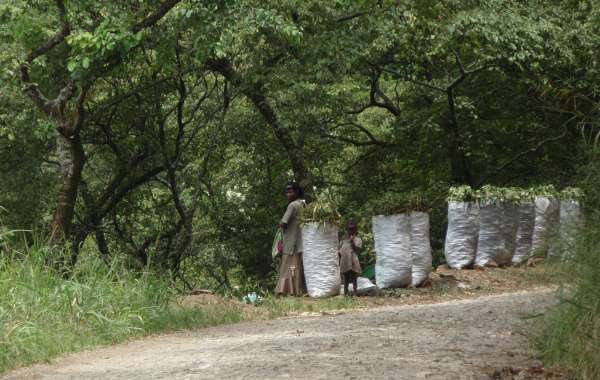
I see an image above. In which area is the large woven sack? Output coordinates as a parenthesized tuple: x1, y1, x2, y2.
(301, 222, 340, 298)
(444, 201, 479, 269)
(409, 211, 432, 287)
(373, 214, 411, 288)
(497, 202, 519, 266)
(512, 201, 535, 265)
(531, 197, 560, 256)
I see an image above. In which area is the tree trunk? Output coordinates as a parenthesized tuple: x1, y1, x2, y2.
(206, 58, 314, 197)
(440, 116, 473, 186)
(50, 129, 86, 244)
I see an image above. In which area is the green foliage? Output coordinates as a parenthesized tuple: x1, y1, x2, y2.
(532, 184, 559, 198)
(0, 243, 247, 374)
(560, 187, 584, 201)
(447, 185, 476, 202)
(476, 185, 523, 204)
(366, 190, 432, 216)
(535, 213, 600, 379)
(0, 0, 598, 294)
(301, 190, 341, 225)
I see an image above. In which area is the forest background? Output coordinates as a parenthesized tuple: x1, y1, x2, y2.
(0, 0, 599, 376)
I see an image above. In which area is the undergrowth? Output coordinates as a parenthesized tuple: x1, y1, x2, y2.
(0, 240, 362, 375)
(535, 214, 600, 379)
(0, 243, 247, 374)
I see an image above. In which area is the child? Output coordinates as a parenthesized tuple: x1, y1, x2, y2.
(339, 219, 363, 296)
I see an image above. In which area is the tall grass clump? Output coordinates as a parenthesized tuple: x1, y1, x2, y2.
(0, 242, 246, 374)
(535, 213, 600, 379)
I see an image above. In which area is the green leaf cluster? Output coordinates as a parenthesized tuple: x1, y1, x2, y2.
(531, 184, 559, 198)
(366, 190, 430, 216)
(560, 187, 584, 201)
(300, 190, 341, 225)
(447, 185, 477, 202)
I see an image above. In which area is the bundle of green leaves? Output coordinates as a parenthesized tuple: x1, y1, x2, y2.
(559, 187, 585, 201)
(517, 187, 536, 202)
(367, 191, 430, 216)
(532, 184, 559, 198)
(300, 191, 341, 225)
(446, 185, 477, 202)
(477, 185, 535, 205)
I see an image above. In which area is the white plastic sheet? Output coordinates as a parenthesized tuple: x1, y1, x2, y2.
(475, 203, 504, 267)
(556, 199, 584, 259)
(512, 201, 535, 265)
(444, 202, 479, 269)
(373, 214, 412, 288)
(409, 212, 432, 287)
(531, 197, 560, 256)
(340, 277, 378, 295)
(301, 222, 341, 298)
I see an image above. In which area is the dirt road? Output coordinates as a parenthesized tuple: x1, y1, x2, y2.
(4, 288, 556, 380)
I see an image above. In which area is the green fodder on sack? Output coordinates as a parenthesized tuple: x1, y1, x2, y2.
(301, 190, 341, 225)
(367, 190, 432, 216)
(559, 187, 585, 201)
(447, 185, 477, 202)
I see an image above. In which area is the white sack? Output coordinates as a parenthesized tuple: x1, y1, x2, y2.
(444, 201, 479, 269)
(475, 203, 504, 267)
(556, 199, 584, 259)
(301, 222, 340, 298)
(340, 277, 378, 295)
(373, 214, 412, 288)
(497, 203, 519, 266)
(512, 201, 536, 265)
(531, 197, 560, 256)
(409, 211, 432, 287)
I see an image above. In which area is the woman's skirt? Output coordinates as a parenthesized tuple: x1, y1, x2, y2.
(275, 252, 305, 296)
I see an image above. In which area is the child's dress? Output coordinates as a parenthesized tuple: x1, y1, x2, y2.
(339, 235, 363, 274)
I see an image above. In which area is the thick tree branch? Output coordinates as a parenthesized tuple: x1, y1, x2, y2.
(132, 0, 182, 33)
(336, 11, 370, 22)
(206, 57, 314, 193)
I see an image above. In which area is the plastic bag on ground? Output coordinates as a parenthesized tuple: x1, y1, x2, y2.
(373, 214, 412, 288)
(444, 202, 479, 269)
(555, 199, 584, 259)
(301, 222, 341, 298)
(497, 203, 519, 266)
(409, 211, 432, 287)
(512, 202, 535, 265)
(531, 197, 560, 256)
(475, 203, 505, 267)
(340, 277, 378, 296)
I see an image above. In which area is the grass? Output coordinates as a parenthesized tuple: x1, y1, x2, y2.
(0, 244, 249, 374)
(258, 294, 362, 318)
(534, 216, 600, 379)
(0, 238, 562, 376)
(0, 242, 365, 375)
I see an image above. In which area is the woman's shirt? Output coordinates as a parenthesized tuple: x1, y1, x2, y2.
(281, 199, 305, 255)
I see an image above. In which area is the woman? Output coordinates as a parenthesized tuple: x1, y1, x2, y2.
(275, 182, 306, 296)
